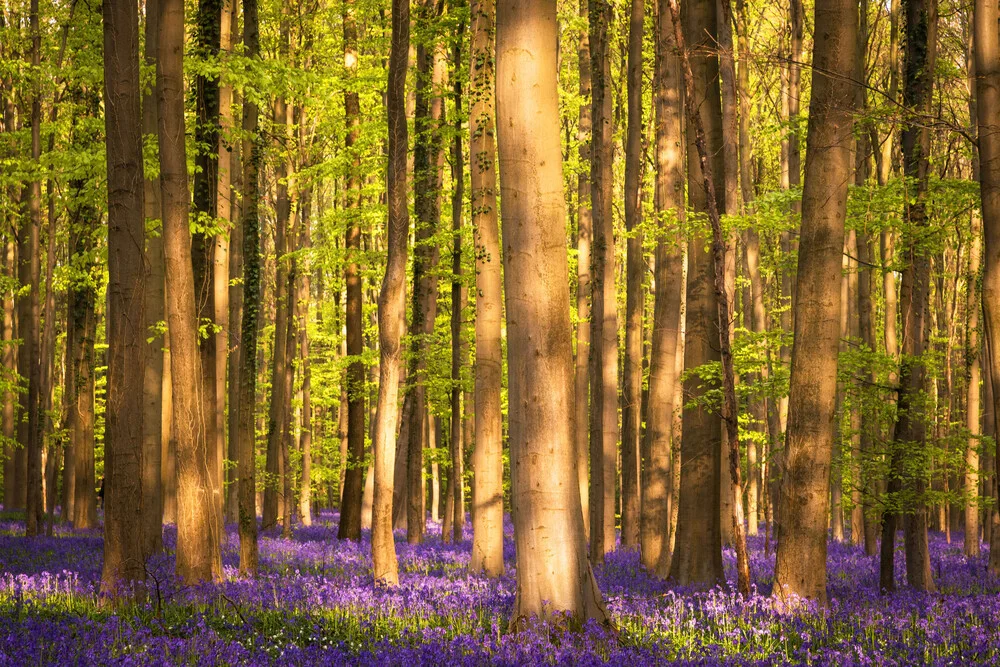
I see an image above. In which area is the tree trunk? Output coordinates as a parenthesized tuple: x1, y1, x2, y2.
(100, 0, 148, 595)
(141, 0, 165, 553)
(192, 0, 224, 543)
(158, 0, 220, 582)
(966, 212, 982, 558)
(469, 0, 503, 576)
(974, 0, 1000, 576)
(298, 192, 313, 527)
(669, 0, 725, 588)
(235, 0, 260, 575)
(640, 0, 684, 578)
(573, 0, 592, 543)
(588, 0, 619, 564)
(2, 240, 15, 513)
(448, 31, 465, 544)
(372, 0, 410, 584)
(772, 0, 857, 607)
(496, 0, 609, 624)
(337, 0, 366, 541)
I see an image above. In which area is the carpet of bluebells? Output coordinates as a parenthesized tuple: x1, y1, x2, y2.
(0, 511, 998, 666)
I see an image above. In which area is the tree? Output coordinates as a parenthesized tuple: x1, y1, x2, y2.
(236, 0, 262, 575)
(100, 0, 148, 595)
(371, 0, 410, 585)
(468, 0, 503, 577)
(588, 0, 618, 564)
(640, 0, 684, 579)
(669, 0, 724, 588)
(337, 0, 366, 542)
(496, 0, 609, 626)
(973, 0, 1000, 576)
(620, 0, 644, 550)
(158, 0, 221, 582)
(880, 0, 937, 594)
(773, 0, 857, 606)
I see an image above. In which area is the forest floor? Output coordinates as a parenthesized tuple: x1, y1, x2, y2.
(0, 511, 997, 666)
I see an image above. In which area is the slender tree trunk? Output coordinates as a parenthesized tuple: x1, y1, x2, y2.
(297, 193, 313, 526)
(337, 0, 366, 541)
(668, 0, 725, 588)
(640, 0, 684, 578)
(496, 0, 609, 624)
(966, 212, 982, 558)
(100, 0, 148, 594)
(158, 0, 220, 582)
(573, 0, 592, 542)
(448, 31, 465, 544)
(372, 0, 410, 584)
(2, 240, 15, 512)
(974, 0, 1000, 576)
(772, 0, 857, 607)
(192, 0, 224, 543)
(141, 0, 165, 553)
(235, 0, 260, 575)
(588, 0, 619, 563)
(469, 0, 503, 576)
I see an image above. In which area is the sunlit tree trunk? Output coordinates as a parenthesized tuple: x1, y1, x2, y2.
(620, 0, 644, 550)
(640, 0, 684, 578)
(372, 0, 410, 585)
(772, 0, 857, 607)
(448, 30, 465, 544)
(468, 0, 503, 576)
(496, 0, 609, 624)
(158, 0, 220, 582)
(973, 0, 1000, 576)
(573, 0, 592, 542)
(966, 212, 982, 558)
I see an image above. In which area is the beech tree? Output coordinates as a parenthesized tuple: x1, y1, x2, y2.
(496, 0, 608, 625)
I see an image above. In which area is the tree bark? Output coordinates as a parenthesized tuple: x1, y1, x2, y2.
(337, 0, 366, 541)
(469, 0, 503, 576)
(158, 0, 221, 582)
(772, 0, 857, 607)
(496, 0, 609, 625)
(372, 0, 409, 585)
(640, 0, 684, 578)
(966, 212, 982, 558)
(448, 30, 465, 545)
(588, 0, 619, 564)
(100, 0, 148, 595)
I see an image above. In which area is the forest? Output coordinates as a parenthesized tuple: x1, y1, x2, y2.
(1, 0, 1000, 661)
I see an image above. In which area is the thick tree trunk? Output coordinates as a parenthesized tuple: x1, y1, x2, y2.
(337, 0, 366, 541)
(100, 0, 148, 595)
(496, 0, 609, 624)
(640, 0, 684, 578)
(772, 0, 857, 607)
(448, 33, 465, 544)
(372, 0, 409, 585)
(669, 0, 725, 588)
(588, 0, 619, 564)
(468, 0, 503, 576)
(973, 0, 1000, 576)
(158, 0, 221, 582)
(22, 0, 43, 537)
